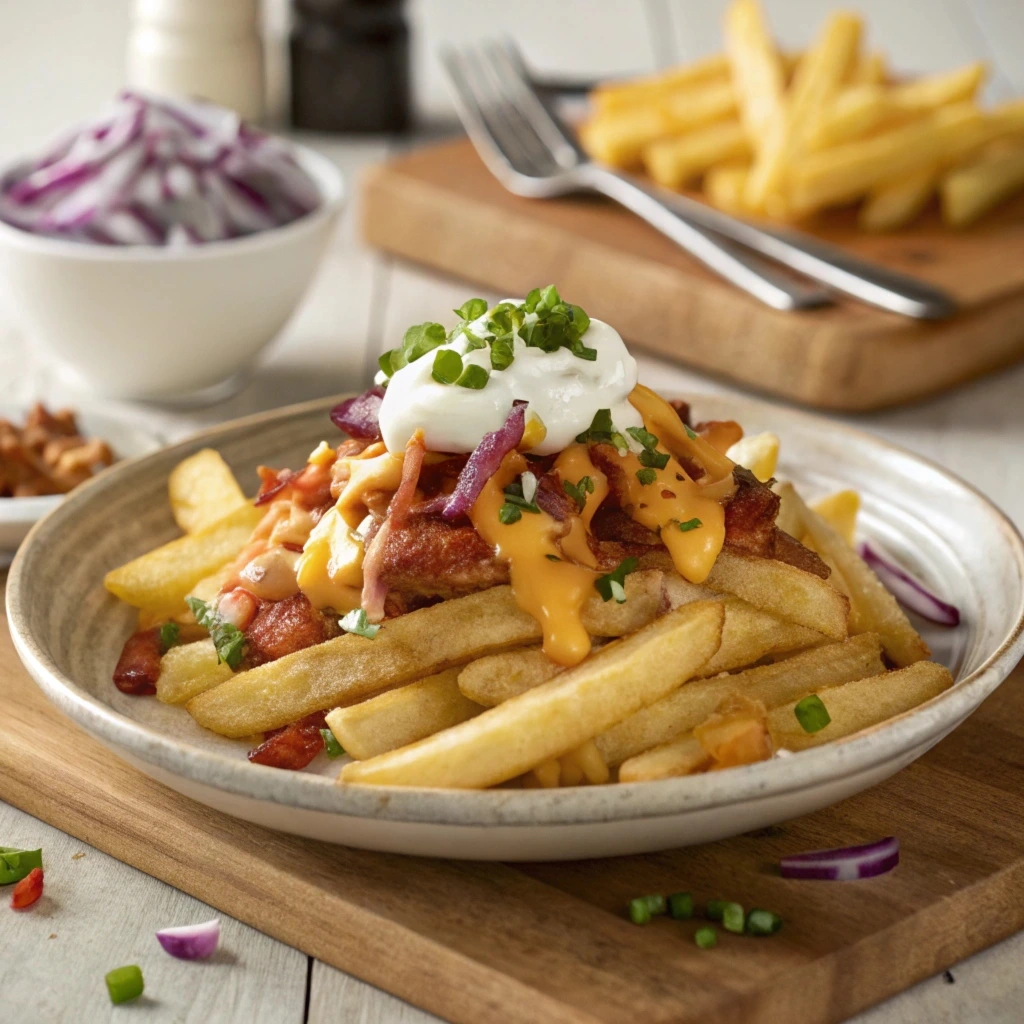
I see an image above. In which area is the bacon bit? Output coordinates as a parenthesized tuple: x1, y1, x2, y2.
(11, 867, 44, 910)
(245, 593, 335, 665)
(661, 489, 676, 500)
(112, 628, 162, 695)
(255, 466, 295, 506)
(248, 711, 329, 770)
(280, 541, 304, 553)
(695, 420, 744, 455)
(694, 694, 773, 770)
(217, 588, 260, 630)
(290, 460, 335, 508)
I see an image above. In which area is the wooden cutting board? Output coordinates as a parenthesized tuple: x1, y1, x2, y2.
(361, 138, 1024, 412)
(3, 572, 1024, 1024)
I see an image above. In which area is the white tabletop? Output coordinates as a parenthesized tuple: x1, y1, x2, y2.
(2, 1, 1024, 1021)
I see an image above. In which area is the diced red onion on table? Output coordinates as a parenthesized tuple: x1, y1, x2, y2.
(330, 386, 385, 439)
(858, 540, 960, 627)
(156, 918, 220, 960)
(0, 91, 320, 246)
(780, 837, 900, 881)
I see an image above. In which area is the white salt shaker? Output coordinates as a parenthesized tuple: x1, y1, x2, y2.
(126, 0, 264, 120)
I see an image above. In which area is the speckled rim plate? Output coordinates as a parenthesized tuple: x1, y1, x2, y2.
(7, 394, 1024, 833)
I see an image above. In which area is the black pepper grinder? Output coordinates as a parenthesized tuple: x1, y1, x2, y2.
(290, 0, 410, 133)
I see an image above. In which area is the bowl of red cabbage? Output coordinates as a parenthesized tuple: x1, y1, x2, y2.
(0, 92, 344, 400)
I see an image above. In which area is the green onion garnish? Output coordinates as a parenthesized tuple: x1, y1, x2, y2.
(545, 554, 561, 562)
(185, 597, 245, 669)
(722, 902, 745, 934)
(105, 965, 144, 1005)
(684, 425, 698, 440)
(502, 480, 540, 514)
(627, 894, 666, 924)
(158, 622, 180, 654)
(694, 926, 718, 949)
(339, 608, 380, 639)
(706, 899, 727, 921)
(520, 471, 539, 506)
(794, 694, 831, 733)
(0, 847, 43, 886)
(638, 448, 670, 470)
(499, 502, 522, 525)
(676, 518, 703, 532)
(562, 475, 594, 512)
(595, 557, 638, 603)
(455, 364, 489, 390)
(320, 728, 344, 758)
(667, 892, 694, 920)
(746, 909, 783, 936)
(636, 468, 657, 486)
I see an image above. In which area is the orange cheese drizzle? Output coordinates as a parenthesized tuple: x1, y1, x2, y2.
(553, 445, 609, 569)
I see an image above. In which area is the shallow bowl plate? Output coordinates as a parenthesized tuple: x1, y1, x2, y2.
(7, 395, 1024, 860)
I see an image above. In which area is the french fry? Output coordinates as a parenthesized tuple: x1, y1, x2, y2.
(725, 431, 779, 482)
(768, 661, 953, 751)
(848, 51, 886, 86)
(104, 503, 265, 617)
(704, 162, 751, 214)
(596, 632, 884, 767)
(619, 734, 709, 782)
(779, 483, 929, 666)
(579, 107, 675, 169)
(643, 120, 750, 189)
(789, 102, 984, 216)
(702, 548, 850, 640)
(458, 647, 562, 707)
(724, 0, 786, 142)
(810, 489, 860, 546)
(325, 669, 482, 761)
(860, 167, 938, 232)
(662, 79, 738, 133)
(156, 639, 233, 705)
(745, 11, 862, 213)
(168, 449, 248, 535)
(942, 140, 1024, 227)
(339, 601, 725, 789)
(590, 53, 731, 115)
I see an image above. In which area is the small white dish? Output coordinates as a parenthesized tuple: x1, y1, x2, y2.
(7, 394, 1024, 861)
(0, 142, 344, 401)
(0, 403, 164, 552)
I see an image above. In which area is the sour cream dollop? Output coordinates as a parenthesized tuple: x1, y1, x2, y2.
(377, 307, 643, 455)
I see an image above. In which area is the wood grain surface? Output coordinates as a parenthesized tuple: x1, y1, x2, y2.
(361, 138, 1024, 412)
(3, 575, 1024, 1024)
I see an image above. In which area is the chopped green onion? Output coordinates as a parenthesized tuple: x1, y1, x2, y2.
(676, 518, 703, 532)
(499, 502, 522, 525)
(105, 965, 144, 1005)
(185, 597, 246, 669)
(339, 608, 380, 639)
(694, 926, 718, 950)
(158, 622, 180, 654)
(643, 894, 667, 916)
(638, 447, 670, 470)
(431, 348, 463, 385)
(456, 364, 489, 390)
(684, 425, 698, 440)
(545, 554, 561, 562)
(722, 902, 745, 934)
(626, 426, 660, 450)
(667, 892, 694, 920)
(320, 728, 344, 758)
(502, 481, 540, 513)
(794, 694, 831, 733)
(595, 557, 638, 603)
(562, 475, 594, 512)
(636, 468, 657, 486)
(746, 909, 783, 936)
(520, 471, 538, 506)
(706, 899, 727, 921)
(0, 847, 43, 886)
(628, 894, 666, 924)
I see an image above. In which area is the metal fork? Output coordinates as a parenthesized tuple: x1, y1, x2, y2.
(442, 40, 958, 320)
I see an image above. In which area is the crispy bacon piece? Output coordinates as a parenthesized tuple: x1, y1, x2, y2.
(773, 529, 830, 579)
(112, 628, 163, 695)
(723, 466, 780, 559)
(534, 472, 578, 521)
(244, 593, 337, 667)
(248, 711, 328, 770)
(695, 419, 743, 454)
(257, 459, 336, 509)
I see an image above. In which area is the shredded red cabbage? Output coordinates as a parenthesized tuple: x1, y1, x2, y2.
(330, 387, 384, 439)
(780, 837, 899, 881)
(858, 540, 960, 627)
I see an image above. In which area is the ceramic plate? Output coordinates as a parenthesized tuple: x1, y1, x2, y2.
(7, 395, 1024, 861)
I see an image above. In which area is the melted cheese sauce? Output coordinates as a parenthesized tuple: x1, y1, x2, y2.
(553, 444, 608, 569)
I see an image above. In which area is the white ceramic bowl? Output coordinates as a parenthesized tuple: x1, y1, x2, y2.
(0, 403, 164, 553)
(7, 394, 1024, 861)
(0, 143, 344, 401)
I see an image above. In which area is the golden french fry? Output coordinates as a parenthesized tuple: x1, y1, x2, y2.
(725, 431, 779, 482)
(579, 107, 675, 169)
(745, 11, 863, 213)
(168, 449, 248, 535)
(860, 167, 938, 232)
(458, 647, 562, 707)
(779, 483, 929, 666)
(724, 0, 786, 141)
(340, 601, 726, 789)
(590, 53, 730, 115)
(596, 632, 884, 767)
(848, 51, 886, 86)
(643, 120, 751, 188)
(661, 79, 738, 133)
(577, 569, 666, 636)
(325, 669, 482, 761)
(942, 140, 1024, 227)
(104, 503, 265, 617)
(769, 661, 953, 751)
(619, 735, 709, 782)
(156, 639, 233, 705)
(810, 489, 860, 546)
(703, 162, 751, 213)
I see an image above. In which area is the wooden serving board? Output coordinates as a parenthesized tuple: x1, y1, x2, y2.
(361, 138, 1024, 411)
(3, 573, 1024, 1024)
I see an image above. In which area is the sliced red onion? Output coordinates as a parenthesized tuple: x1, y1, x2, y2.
(858, 540, 960, 627)
(156, 918, 220, 960)
(441, 402, 527, 520)
(780, 837, 899, 881)
(330, 387, 384, 439)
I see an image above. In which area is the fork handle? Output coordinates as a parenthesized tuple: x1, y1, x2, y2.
(579, 166, 832, 312)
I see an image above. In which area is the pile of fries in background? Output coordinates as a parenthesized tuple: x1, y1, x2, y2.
(104, 432, 953, 791)
(581, 0, 1024, 230)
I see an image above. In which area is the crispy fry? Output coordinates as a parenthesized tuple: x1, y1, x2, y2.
(156, 639, 234, 705)
(703, 162, 751, 214)
(848, 51, 886, 86)
(643, 120, 751, 189)
(590, 53, 731, 115)
(810, 489, 860, 546)
(458, 647, 562, 707)
(942, 140, 1024, 227)
(168, 448, 248, 535)
(104, 503, 265, 617)
(724, 0, 786, 141)
(725, 431, 779, 482)
(779, 483, 929, 666)
(596, 632, 884, 767)
(661, 80, 738, 133)
(768, 661, 953, 751)
(860, 167, 939, 232)
(619, 735, 709, 782)
(340, 601, 726, 788)
(325, 669, 482, 761)
(579, 107, 676, 169)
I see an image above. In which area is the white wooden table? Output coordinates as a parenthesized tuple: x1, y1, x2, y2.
(2, 1, 1024, 1020)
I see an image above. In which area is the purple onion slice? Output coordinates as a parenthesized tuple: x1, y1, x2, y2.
(156, 918, 220, 960)
(858, 540, 960, 627)
(780, 837, 899, 881)
(330, 387, 385, 439)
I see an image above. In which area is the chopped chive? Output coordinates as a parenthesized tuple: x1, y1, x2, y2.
(158, 622, 180, 653)
(499, 502, 522, 525)
(545, 554, 561, 562)
(339, 608, 380, 639)
(626, 426, 659, 450)
(684, 425, 698, 440)
(676, 518, 703, 532)
(595, 557, 638, 603)
(105, 965, 144, 1005)
(722, 902, 745, 934)
(320, 728, 344, 758)
(694, 926, 718, 949)
(794, 694, 831, 733)
(562, 475, 594, 512)
(636, 468, 657, 486)
(638, 447, 670, 470)
(706, 899, 727, 921)
(746, 909, 783, 936)
(667, 892, 694, 920)
(628, 897, 651, 925)
(643, 894, 667, 916)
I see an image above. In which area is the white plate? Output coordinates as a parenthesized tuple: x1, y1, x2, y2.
(0, 403, 164, 553)
(7, 395, 1024, 860)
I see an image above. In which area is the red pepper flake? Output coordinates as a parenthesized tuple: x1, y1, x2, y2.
(11, 867, 43, 910)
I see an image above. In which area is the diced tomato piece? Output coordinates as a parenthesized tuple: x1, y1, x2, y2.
(11, 867, 43, 910)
